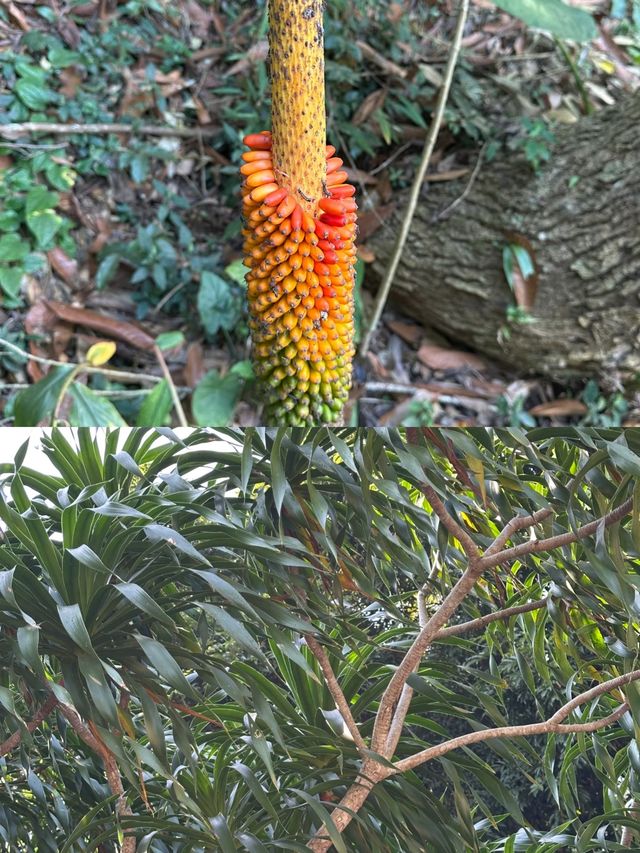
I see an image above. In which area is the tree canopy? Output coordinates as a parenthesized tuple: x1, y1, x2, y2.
(0, 426, 639, 851)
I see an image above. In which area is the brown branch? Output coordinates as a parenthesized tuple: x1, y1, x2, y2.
(0, 122, 212, 139)
(305, 634, 368, 753)
(57, 704, 136, 853)
(384, 580, 433, 756)
(435, 597, 548, 639)
(621, 800, 640, 847)
(420, 483, 482, 562)
(484, 508, 553, 556)
(306, 762, 391, 853)
(394, 668, 640, 773)
(478, 496, 633, 571)
(0, 695, 58, 757)
(371, 494, 633, 757)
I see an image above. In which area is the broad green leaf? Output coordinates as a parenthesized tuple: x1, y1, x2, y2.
(192, 370, 243, 426)
(115, 583, 176, 629)
(136, 380, 173, 426)
(57, 604, 96, 655)
(197, 270, 241, 336)
(198, 602, 266, 662)
(13, 366, 75, 426)
(135, 634, 197, 698)
(494, 0, 596, 41)
(143, 523, 211, 565)
(68, 384, 127, 427)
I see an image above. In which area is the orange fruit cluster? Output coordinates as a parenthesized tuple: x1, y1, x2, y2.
(241, 131, 356, 425)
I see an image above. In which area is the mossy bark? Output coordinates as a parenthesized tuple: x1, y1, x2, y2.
(367, 92, 640, 379)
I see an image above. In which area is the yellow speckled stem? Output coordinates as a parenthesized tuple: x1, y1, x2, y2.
(269, 0, 326, 213)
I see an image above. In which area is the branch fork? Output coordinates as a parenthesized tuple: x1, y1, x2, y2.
(306, 470, 635, 851)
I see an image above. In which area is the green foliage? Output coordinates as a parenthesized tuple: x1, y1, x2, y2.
(0, 428, 638, 850)
(493, 0, 597, 41)
(0, 143, 76, 305)
(580, 380, 629, 427)
(509, 117, 557, 172)
(401, 398, 436, 427)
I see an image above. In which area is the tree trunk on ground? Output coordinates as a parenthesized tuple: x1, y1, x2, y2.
(367, 91, 640, 379)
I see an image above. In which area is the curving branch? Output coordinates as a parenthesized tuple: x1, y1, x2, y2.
(484, 508, 553, 556)
(0, 694, 58, 757)
(305, 634, 368, 753)
(372, 493, 633, 754)
(57, 703, 136, 853)
(478, 497, 634, 572)
(394, 668, 640, 773)
(435, 597, 548, 639)
(419, 484, 482, 563)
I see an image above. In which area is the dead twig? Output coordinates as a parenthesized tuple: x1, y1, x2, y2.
(0, 695, 58, 757)
(153, 343, 189, 428)
(360, 0, 470, 355)
(433, 142, 486, 222)
(0, 122, 213, 139)
(304, 634, 368, 753)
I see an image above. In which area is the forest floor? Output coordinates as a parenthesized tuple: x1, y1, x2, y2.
(0, 0, 638, 427)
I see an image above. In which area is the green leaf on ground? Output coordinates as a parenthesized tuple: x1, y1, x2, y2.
(13, 366, 75, 426)
(494, 0, 596, 41)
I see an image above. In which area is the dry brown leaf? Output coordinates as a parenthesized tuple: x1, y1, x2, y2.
(45, 301, 156, 351)
(417, 344, 487, 372)
(387, 320, 423, 346)
(58, 67, 84, 98)
(387, 3, 407, 23)
(2, 1, 30, 30)
(356, 40, 407, 79)
(184, 342, 206, 388)
(183, 0, 213, 40)
(57, 15, 81, 47)
(69, 2, 98, 16)
(352, 88, 387, 127)
(426, 168, 469, 182)
(226, 40, 268, 76)
(344, 167, 377, 186)
(357, 245, 376, 263)
(366, 351, 392, 379)
(357, 203, 396, 242)
(23, 302, 74, 382)
(48, 248, 79, 284)
(192, 94, 211, 125)
(528, 399, 588, 417)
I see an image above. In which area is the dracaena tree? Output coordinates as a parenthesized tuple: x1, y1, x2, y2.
(0, 427, 639, 852)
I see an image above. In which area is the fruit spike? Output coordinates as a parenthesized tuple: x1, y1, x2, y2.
(241, 0, 356, 425)
(242, 134, 356, 424)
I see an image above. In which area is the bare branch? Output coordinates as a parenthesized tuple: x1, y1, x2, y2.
(58, 703, 136, 853)
(384, 580, 433, 756)
(0, 122, 212, 139)
(435, 597, 548, 639)
(420, 483, 482, 562)
(484, 508, 553, 556)
(478, 497, 633, 572)
(621, 801, 640, 847)
(394, 669, 640, 773)
(307, 761, 390, 853)
(371, 494, 633, 755)
(0, 695, 58, 757)
(304, 634, 368, 753)
(370, 559, 485, 752)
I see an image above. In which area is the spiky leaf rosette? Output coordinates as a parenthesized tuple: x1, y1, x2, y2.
(241, 133, 356, 425)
